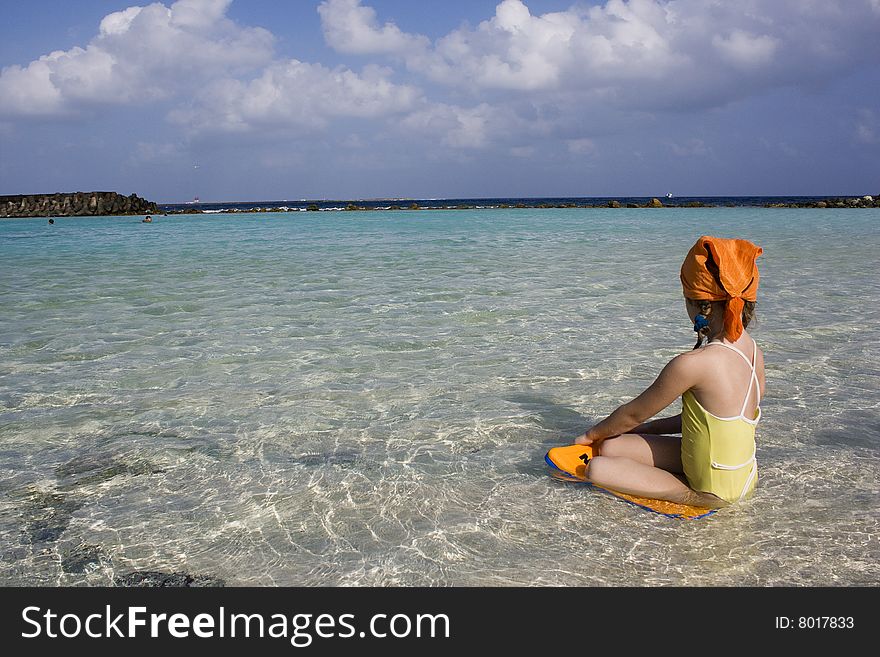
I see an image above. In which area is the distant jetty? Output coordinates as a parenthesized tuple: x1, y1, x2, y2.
(161, 194, 879, 214)
(0, 192, 159, 218)
(761, 196, 877, 209)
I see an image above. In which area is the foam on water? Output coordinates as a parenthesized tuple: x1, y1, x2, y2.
(1, 208, 878, 585)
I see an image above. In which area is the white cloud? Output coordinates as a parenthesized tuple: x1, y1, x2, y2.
(0, 0, 423, 144)
(168, 0, 232, 29)
(712, 30, 777, 68)
(4, 0, 879, 161)
(400, 102, 511, 149)
(170, 61, 420, 135)
(412, 0, 587, 91)
(99, 7, 144, 36)
(317, 0, 429, 55)
(401, 104, 483, 149)
(320, 0, 689, 91)
(0, 0, 274, 117)
(0, 54, 67, 117)
(320, 0, 880, 108)
(0, 0, 426, 148)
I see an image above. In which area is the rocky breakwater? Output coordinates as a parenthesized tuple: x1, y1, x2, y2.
(764, 195, 879, 208)
(0, 192, 159, 218)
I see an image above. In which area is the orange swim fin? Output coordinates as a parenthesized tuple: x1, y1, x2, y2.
(544, 443, 717, 520)
(545, 444, 595, 481)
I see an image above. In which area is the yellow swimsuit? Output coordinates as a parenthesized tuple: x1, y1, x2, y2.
(680, 340, 760, 504)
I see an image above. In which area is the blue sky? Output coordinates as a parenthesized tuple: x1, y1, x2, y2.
(1, 0, 878, 202)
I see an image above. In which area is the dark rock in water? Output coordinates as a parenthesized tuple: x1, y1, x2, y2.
(293, 450, 360, 468)
(61, 544, 104, 574)
(115, 571, 225, 587)
(626, 203, 639, 208)
(607, 200, 621, 208)
(55, 453, 165, 489)
(30, 524, 67, 543)
(0, 192, 159, 218)
(647, 198, 663, 208)
(20, 489, 84, 544)
(762, 195, 878, 209)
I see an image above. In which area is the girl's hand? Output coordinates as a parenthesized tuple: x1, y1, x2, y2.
(575, 430, 601, 446)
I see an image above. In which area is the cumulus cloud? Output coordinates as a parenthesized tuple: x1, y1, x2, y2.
(313, 0, 878, 151)
(399, 102, 531, 149)
(0, 54, 68, 117)
(0, 0, 274, 117)
(320, 0, 880, 107)
(400, 103, 492, 149)
(0, 0, 424, 144)
(170, 61, 420, 135)
(4, 0, 879, 159)
(711, 30, 778, 68)
(317, 0, 429, 55)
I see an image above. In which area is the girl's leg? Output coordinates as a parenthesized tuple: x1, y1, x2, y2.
(585, 456, 728, 508)
(597, 434, 683, 473)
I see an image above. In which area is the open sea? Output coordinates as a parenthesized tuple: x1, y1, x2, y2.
(1, 205, 878, 586)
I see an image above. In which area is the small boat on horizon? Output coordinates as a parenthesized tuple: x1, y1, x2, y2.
(666, 193, 673, 199)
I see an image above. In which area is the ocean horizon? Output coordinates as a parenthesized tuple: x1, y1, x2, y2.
(156, 194, 876, 213)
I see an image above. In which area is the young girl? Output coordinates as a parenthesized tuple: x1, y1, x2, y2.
(569, 236, 764, 509)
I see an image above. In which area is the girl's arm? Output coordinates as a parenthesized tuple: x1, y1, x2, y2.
(632, 414, 681, 435)
(575, 354, 699, 446)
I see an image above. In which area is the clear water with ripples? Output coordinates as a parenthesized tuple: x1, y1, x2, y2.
(1, 208, 878, 586)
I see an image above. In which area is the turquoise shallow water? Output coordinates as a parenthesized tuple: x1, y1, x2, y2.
(1, 208, 878, 586)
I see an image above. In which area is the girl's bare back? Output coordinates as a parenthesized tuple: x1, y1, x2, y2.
(685, 331, 765, 420)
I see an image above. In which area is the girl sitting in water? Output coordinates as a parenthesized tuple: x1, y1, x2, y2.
(562, 236, 764, 509)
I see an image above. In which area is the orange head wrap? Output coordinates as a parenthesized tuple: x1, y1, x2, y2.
(680, 235, 763, 342)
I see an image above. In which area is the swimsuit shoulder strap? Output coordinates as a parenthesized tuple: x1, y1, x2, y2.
(705, 339, 761, 416)
(750, 340, 761, 407)
(705, 340, 752, 367)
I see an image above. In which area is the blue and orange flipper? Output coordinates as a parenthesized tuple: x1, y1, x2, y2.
(545, 444, 717, 520)
(545, 444, 595, 481)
